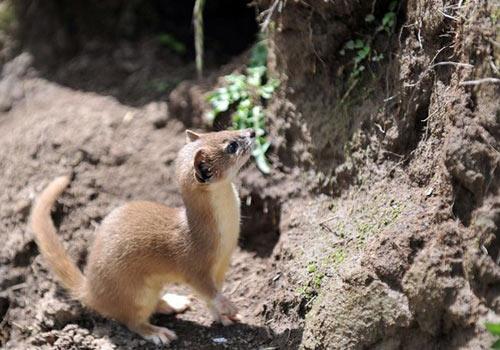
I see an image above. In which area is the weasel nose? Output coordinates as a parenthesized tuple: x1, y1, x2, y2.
(247, 129, 256, 138)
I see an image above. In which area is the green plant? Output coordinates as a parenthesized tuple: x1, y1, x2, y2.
(340, 0, 398, 82)
(486, 322, 500, 349)
(206, 42, 279, 174)
(328, 248, 346, 267)
(156, 33, 186, 55)
(298, 262, 325, 303)
(0, 1, 15, 34)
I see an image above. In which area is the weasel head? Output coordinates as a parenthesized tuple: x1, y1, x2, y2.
(177, 128, 256, 188)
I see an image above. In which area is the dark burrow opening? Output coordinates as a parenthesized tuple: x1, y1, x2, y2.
(13, 0, 259, 105)
(452, 183, 476, 226)
(16, 0, 258, 63)
(0, 297, 9, 322)
(12, 240, 38, 267)
(0, 296, 10, 344)
(239, 192, 281, 258)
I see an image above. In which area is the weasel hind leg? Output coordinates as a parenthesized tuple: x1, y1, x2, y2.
(208, 294, 241, 326)
(155, 293, 191, 315)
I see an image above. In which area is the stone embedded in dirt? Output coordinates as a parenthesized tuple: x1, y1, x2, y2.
(2, 53, 33, 78)
(0, 53, 33, 112)
(13, 199, 31, 220)
(0, 76, 17, 112)
(302, 268, 412, 350)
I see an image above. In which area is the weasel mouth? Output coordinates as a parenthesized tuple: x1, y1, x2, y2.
(244, 138, 255, 152)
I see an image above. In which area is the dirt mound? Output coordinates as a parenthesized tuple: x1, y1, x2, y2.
(253, 0, 499, 348)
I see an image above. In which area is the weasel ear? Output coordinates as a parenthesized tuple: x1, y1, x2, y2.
(186, 130, 201, 143)
(193, 149, 212, 183)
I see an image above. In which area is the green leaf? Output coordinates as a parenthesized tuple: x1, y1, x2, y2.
(382, 12, 396, 27)
(260, 84, 276, 99)
(354, 39, 365, 49)
(239, 98, 251, 109)
(307, 264, 317, 273)
(255, 128, 265, 137)
(213, 98, 229, 113)
(205, 111, 215, 123)
(249, 40, 268, 67)
(251, 106, 264, 128)
(345, 40, 355, 50)
(225, 74, 245, 85)
(157, 33, 186, 54)
(486, 323, 500, 336)
(261, 140, 271, 153)
(235, 105, 249, 119)
(254, 153, 271, 174)
(492, 339, 500, 349)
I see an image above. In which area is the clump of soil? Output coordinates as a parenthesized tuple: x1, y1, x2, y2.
(1, 0, 499, 349)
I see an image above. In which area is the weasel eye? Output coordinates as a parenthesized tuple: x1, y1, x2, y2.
(226, 141, 239, 154)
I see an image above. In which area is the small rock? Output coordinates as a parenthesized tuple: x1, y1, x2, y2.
(14, 199, 31, 219)
(425, 187, 433, 197)
(213, 337, 228, 344)
(122, 111, 135, 124)
(2, 52, 33, 77)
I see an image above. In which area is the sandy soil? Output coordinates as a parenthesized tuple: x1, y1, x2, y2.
(0, 51, 302, 349)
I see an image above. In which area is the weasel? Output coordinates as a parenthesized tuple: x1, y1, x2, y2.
(30, 128, 256, 345)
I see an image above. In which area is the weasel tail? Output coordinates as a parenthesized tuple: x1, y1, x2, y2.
(30, 176, 84, 298)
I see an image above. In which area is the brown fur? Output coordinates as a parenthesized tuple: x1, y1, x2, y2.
(30, 128, 255, 345)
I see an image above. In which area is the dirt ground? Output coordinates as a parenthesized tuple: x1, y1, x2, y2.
(0, 47, 304, 349)
(0, 0, 499, 349)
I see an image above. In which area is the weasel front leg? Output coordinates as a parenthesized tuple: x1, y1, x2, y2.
(188, 271, 240, 326)
(214, 255, 231, 290)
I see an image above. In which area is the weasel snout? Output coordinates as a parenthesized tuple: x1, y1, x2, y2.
(240, 128, 256, 153)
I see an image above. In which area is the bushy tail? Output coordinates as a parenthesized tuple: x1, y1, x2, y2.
(30, 176, 85, 297)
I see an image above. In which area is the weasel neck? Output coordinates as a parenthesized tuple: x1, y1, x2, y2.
(180, 181, 241, 242)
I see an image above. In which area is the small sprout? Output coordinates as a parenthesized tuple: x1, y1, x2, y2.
(381, 12, 396, 32)
(345, 40, 355, 50)
(307, 263, 318, 274)
(157, 33, 186, 54)
(486, 323, 500, 336)
(486, 322, 500, 349)
(354, 39, 365, 49)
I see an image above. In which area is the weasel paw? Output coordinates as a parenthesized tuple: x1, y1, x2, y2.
(210, 294, 240, 326)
